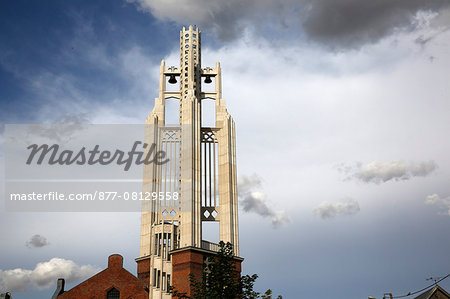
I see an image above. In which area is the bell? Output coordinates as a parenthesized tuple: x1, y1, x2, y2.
(204, 75, 212, 84)
(168, 74, 177, 84)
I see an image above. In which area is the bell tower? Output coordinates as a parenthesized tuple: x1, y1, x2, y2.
(136, 26, 241, 298)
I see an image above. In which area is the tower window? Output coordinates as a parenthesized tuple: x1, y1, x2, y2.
(162, 272, 166, 291)
(158, 233, 162, 256)
(157, 270, 161, 288)
(185, 45, 189, 48)
(185, 33, 189, 37)
(107, 288, 120, 299)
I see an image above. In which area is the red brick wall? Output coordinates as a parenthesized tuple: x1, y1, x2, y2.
(57, 255, 148, 299)
(136, 257, 150, 286)
(171, 248, 243, 298)
(171, 249, 204, 297)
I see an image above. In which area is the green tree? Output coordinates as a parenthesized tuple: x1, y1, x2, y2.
(171, 241, 281, 299)
(261, 289, 283, 299)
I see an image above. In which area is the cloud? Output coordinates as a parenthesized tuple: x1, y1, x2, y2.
(127, 0, 450, 48)
(300, 0, 450, 49)
(126, 0, 286, 41)
(337, 160, 437, 184)
(238, 174, 290, 228)
(425, 194, 450, 215)
(0, 258, 100, 292)
(313, 197, 360, 219)
(25, 235, 49, 248)
(25, 113, 91, 143)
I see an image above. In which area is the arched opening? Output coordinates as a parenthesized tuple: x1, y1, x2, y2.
(201, 75, 216, 93)
(201, 98, 215, 127)
(165, 97, 180, 125)
(107, 288, 120, 299)
(165, 74, 179, 92)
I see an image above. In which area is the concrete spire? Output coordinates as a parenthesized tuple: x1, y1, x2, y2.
(137, 26, 240, 299)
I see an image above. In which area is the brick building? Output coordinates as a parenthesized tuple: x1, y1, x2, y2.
(51, 255, 148, 299)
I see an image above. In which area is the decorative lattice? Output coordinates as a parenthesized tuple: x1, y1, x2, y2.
(163, 130, 179, 141)
(201, 129, 217, 143)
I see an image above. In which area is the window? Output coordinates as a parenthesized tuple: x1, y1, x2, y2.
(162, 272, 166, 291)
(167, 274, 171, 292)
(163, 233, 167, 259)
(158, 233, 162, 256)
(107, 288, 120, 299)
(153, 268, 157, 286)
(157, 270, 161, 288)
(168, 233, 172, 261)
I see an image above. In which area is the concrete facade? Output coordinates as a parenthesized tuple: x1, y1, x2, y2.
(137, 26, 241, 298)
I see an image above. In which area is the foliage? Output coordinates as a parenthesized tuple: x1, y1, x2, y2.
(171, 241, 282, 299)
(261, 289, 283, 299)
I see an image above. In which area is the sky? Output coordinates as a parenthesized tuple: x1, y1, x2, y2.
(1, 0, 450, 298)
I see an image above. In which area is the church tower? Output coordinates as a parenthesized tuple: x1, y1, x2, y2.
(136, 26, 241, 298)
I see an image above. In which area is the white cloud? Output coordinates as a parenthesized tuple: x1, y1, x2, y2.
(25, 235, 49, 248)
(238, 174, 290, 228)
(313, 197, 360, 219)
(425, 194, 450, 215)
(0, 258, 100, 292)
(337, 160, 437, 184)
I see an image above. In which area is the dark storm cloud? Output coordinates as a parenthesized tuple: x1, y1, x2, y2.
(127, 0, 286, 41)
(128, 0, 450, 48)
(301, 0, 450, 49)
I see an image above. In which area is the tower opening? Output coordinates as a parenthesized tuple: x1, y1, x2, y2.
(164, 97, 180, 125)
(201, 98, 216, 127)
(201, 74, 216, 92)
(165, 74, 179, 91)
(202, 221, 220, 244)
